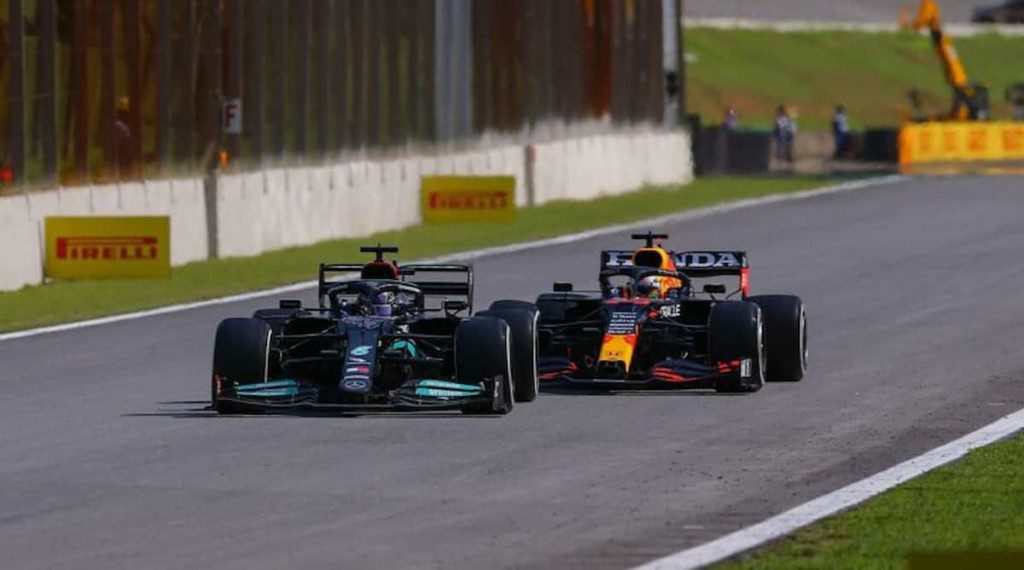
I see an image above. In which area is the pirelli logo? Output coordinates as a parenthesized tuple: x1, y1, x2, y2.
(428, 190, 510, 211)
(421, 175, 515, 223)
(55, 236, 159, 261)
(45, 216, 170, 279)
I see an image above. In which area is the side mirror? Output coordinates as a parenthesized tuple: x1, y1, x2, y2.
(553, 282, 574, 293)
(279, 299, 302, 310)
(443, 300, 468, 312)
(703, 284, 727, 294)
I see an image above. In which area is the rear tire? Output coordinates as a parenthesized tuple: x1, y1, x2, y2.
(252, 308, 304, 336)
(749, 295, 807, 382)
(212, 318, 272, 414)
(479, 302, 540, 403)
(535, 292, 601, 323)
(488, 299, 536, 313)
(708, 302, 765, 393)
(457, 317, 514, 415)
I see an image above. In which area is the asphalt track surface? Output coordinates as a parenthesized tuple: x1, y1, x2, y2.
(3, 176, 1024, 569)
(685, 0, 974, 23)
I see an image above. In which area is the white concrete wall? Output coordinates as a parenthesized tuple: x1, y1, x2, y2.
(530, 131, 693, 203)
(0, 129, 691, 291)
(0, 195, 43, 291)
(215, 144, 528, 257)
(0, 177, 208, 291)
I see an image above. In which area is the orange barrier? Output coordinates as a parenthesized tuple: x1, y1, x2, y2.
(899, 122, 1024, 166)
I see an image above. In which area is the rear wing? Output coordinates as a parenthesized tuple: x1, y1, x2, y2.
(318, 263, 474, 311)
(600, 250, 750, 296)
(400, 264, 475, 311)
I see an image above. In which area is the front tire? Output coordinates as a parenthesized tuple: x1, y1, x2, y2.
(479, 302, 540, 402)
(708, 302, 765, 393)
(749, 295, 807, 382)
(211, 318, 272, 413)
(457, 317, 514, 415)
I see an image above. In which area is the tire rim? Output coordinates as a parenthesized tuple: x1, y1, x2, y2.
(756, 313, 766, 386)
(505, 325, 514, 409)
(262, 328, 272, 382)
(800, 309, 808, 372)
(531, 311, 539, 396)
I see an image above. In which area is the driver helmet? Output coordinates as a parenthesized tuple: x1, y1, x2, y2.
(635, 276, 663, 299)
(370, 291, 394, 316)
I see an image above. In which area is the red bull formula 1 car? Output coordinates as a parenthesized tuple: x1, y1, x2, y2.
(536, 233, 807, 392)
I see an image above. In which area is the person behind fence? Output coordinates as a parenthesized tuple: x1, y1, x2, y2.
(773, 104, 796, 162)
(724, 107, 740, 131)
(831, 104, 851, 159)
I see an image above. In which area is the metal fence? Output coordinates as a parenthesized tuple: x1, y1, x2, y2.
(1, 0, 674, 189)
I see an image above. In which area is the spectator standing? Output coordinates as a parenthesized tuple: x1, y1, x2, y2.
(773, 104, 796, 163)
(724, 107, 740, 131)
(831, 104, 851, 159)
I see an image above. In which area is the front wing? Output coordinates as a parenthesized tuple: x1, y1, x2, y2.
(213, 377, 500, 412)
(539, 356, 751, 389)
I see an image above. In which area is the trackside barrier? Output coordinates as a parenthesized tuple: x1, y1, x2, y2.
(898, 122, 1024, 167)
(0, 130, 693, 292)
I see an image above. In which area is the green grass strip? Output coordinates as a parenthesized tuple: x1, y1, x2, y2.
(719, 433, 1024, 569)
(0, 176, 836, 333)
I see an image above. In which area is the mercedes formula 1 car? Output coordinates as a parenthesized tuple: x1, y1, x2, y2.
(210, 245, 540, 414)
(536, 233, 807, 392)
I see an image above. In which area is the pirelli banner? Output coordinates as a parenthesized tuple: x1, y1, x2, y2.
(44, 216, 171, 280)
(421, 175, 516, 224)
(899, 122, 1024, 165)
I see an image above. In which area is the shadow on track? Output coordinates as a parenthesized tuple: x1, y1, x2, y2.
(123, 403, 488, 420)
(539, 385, 747, 397)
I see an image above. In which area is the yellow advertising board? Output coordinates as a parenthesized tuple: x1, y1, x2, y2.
(44, 216, 171, 280)
(421, 176, 516, 224)
(899, 122, 1024, 166)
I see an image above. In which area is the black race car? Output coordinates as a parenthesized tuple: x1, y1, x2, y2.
(973, 1, 1024, 23)
(210, 246, 539, 414)
(536, 233, 807, 393)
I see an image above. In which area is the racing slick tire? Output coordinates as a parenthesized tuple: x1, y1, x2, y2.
(211, 318, 272, 414)
(480, 302, 540, 403)
(457, 316, 514, 415)
(708, 301, 765, 393)
(535, 292, 601, 323)
(252, 308, 305, 336)
(488, 299, 537, 313)
(748, 295, 807, 382)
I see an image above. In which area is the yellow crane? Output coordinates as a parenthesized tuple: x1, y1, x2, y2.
(900, 0, 989, 121)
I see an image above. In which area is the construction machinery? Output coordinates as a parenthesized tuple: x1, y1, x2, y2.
(900, 0, 990, 121)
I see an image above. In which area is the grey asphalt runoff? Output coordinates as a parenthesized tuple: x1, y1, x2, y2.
(685, 0, 974, 23)
(3, 176, 1024, 570)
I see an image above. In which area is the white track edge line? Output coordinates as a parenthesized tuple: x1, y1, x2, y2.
(635, 408, 1024, 570)
(0, 175, 904, 343)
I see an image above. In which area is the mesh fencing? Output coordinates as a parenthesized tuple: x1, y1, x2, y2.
(2, 0, 670, 190)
